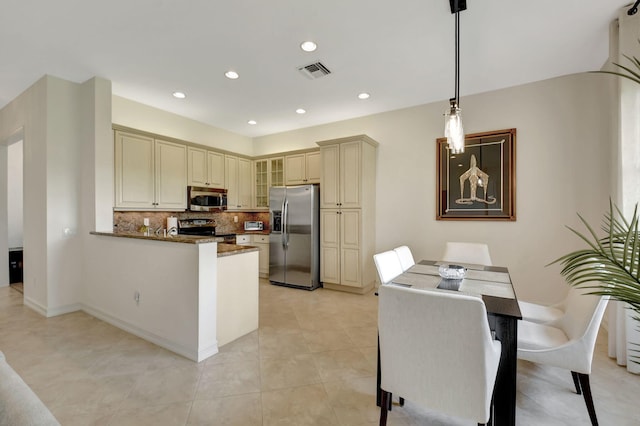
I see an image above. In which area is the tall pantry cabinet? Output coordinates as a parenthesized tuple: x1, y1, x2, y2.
(317, 135, 378, 294)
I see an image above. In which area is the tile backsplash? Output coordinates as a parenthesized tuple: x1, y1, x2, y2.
(114, 211, 270, 234)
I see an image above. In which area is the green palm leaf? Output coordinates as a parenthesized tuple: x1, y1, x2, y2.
(550, 201, 640, 362)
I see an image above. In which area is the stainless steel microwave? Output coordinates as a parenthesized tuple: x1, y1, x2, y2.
(187, 186, 228, 211)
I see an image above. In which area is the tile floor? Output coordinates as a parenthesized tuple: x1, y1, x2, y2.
(0, 280, 638, 425)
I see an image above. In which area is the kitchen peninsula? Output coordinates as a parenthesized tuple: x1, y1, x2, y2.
(86, 231, 259, 362)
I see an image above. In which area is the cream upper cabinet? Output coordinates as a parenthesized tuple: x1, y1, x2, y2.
(254, 156, 285, 209)
(187, 147, 207, 187)
(238, 157, 252, 209)
(320, 144, 340, 208)
(208, 151, 225, 187)
(320, 141, 366, 209)
(254, 159, 269, 209)
(154, 140, 188, 209)
(284, 150, 320, 185)
(270, 157, 284, 187)
(305, 151, 321, 183)
(115, 131, 155, 209)
(115, 130, 187, 210)
(187, 146, 225, 187)
(317, 135, 378, 294)
(225, 155, 238, 208)
(225, 155, 252, 210)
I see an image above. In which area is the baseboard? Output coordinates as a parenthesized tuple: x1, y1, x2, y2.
(23, 296, 82, 318)
(81, 303, 218, 362)
(22, 296, 47, 316)
(322, 282, 374, 295)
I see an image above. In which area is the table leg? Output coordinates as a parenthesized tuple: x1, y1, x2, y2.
(492, 315, 518, 426)
(377, 333, 382, 407)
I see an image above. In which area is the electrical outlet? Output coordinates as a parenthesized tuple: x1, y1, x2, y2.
(234, 216, 238, 223)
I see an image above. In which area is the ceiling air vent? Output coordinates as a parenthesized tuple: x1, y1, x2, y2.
(297, 61, 331, 80)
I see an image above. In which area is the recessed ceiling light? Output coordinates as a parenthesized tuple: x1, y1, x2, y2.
(296, 108, 306, 114)
(358, 92, 370, 100)
(300, 41, 317, 52)
(248, 120, 257, 125)
(225, 71, 239, 80)
(172, 91, 186, 99)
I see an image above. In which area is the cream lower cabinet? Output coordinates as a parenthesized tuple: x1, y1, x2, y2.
(237, 234, 269, 278)
(252, 235, 269, 278)
(115, 130, 187, 210)
(320, 209, 362, 289)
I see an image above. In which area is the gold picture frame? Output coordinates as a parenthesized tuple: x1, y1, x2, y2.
(437, 128, 516, 221)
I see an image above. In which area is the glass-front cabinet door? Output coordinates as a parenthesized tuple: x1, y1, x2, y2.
(270, 157, 284, 187)
(255, 159, 268, 209)
(254, 156, 284, 209)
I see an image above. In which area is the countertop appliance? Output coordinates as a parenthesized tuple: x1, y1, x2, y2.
(269, 185, 320, 290)
(244, 221, 264, 231)
(188, 186, 227, 212)
(177, 218, 237, 243)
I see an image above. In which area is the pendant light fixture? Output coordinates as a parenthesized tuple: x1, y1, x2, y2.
(444, 0, 467, 154)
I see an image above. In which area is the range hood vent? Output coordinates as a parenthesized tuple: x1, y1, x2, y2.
(297, 62, 331, 80)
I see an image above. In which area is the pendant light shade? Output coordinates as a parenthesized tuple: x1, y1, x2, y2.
(444, 1, 466, 153)
(444, 100, 464, 153)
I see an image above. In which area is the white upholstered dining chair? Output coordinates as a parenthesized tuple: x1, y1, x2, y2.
(517, 290, 609, 426)
(518, 286, 579, 325)
(378, 285, 501, 425)
(393, 245, 415, 272)
(373, 250, 404, 285)
(442, 241, 493, 266)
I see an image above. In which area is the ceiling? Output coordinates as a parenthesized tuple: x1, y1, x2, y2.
(0, 0, 629, 138)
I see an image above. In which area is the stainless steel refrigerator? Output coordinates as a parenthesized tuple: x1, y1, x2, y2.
(269, 185, 320, 290)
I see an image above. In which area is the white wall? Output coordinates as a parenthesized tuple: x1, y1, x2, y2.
(112, 96, 254, 156)
(7, 140, 23, 249)
(253, 73, 615, 304)
(45, 78, 84, 310)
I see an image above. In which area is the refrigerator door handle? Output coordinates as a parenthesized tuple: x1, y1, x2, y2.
(283, 198, 289, 248)
(280, 197, 286, 249)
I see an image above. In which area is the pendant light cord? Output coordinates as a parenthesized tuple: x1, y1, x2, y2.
(455, 8, 460, 106)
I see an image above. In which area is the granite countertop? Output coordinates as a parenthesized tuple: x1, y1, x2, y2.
(90, 231, 259, 257)
(216, 243, 259, 257)
(91, 231, 221, 244)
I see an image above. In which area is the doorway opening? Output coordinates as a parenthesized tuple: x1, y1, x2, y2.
(4, 131, 24, 295)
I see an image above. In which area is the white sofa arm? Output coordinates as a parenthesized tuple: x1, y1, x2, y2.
(0, 351, 60, 425)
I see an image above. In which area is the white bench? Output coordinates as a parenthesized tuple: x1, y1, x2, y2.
(0, 351, 60, 425)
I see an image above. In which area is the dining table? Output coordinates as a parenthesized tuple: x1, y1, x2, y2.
(376, 259, 522, 426)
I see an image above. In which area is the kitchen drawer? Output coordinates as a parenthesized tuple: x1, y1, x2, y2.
(236, 234, 251, 244)
(252, 235, 269, 244)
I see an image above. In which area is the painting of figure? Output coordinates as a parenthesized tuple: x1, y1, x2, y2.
(437, 129, 515, 220)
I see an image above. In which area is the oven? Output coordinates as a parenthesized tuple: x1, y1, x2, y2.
(177, 218, 236, 243)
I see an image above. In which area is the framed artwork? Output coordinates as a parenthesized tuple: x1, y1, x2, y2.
(436, 128, 516, 221)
